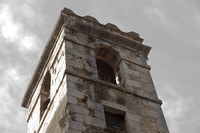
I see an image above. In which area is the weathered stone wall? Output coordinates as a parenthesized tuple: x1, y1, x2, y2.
(57, 28, 169, 133)
(26, 28, 68, 133)
(25, 9, 168, 133)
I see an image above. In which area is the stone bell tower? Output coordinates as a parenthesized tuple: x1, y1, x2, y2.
(21, 8, 169, 133)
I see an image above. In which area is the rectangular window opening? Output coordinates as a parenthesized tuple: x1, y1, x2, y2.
(104, 106, 126, 133)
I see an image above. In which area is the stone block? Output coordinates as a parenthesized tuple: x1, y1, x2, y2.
(149, 102, 160, 112)
(66, 64, 74, 72)
(136, 66, 149, 73)
(85, 65, 97, 73)
(68, 60, 84, 69)
(122, 62, 140, 77)
(87, 100, 104, 112)
(68, 75, 83, 85)
(128, 69, 140, 77)
(66, 48, 82, 57)
(101, 100, 128, 112)
(83, 115, 106, 128)
(67, 128, 82, 133)
(66, 53, 73, 60)
(128, 128, 142, 133)
(140, 75, 149, 82)
(126, 113, 141, 123)
(74, 114, 84, 122)
(146, 109, 158, 118)
(126, 79, 141, 88)
(68, 120, 86, 131)
(67, 81, 77, 89)
(68, 88, 84, 99)
(75, 58, 88, 65)
(70, 105, 89, 115)
(91, 73, 98, 79)
(89, 50, 95, 56)
(89, 60, 97, 68)
(82, 55, 95, 62)
(95, 110, 105, 120)
(127, 120, 141, 132)
(65, 41, 73, 49)
(67, 95, 77, 105)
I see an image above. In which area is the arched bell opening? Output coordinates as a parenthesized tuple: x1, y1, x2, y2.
(95, 44, 122, 86)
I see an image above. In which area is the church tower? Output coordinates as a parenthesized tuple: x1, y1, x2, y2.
(21, 8, 169, 133)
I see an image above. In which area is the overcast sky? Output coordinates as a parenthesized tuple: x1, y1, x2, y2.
(0, 0, 199, 133)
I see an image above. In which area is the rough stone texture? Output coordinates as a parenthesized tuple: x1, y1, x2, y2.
(68, 120, 86, 131)
(22, 8, 169, 133)
(67, 95, 77, 105)
(70, 105, 90, 115)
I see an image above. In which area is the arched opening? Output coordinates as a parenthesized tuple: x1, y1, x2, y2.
(95, 45, 121, 86)
(40, 70, 51, 120)
(96, 59, 116, 84)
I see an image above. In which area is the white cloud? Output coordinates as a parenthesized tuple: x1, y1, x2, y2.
(160, 84, 193, 133)
(196, 16, 200, 23)
(146, 7, 178, 31)
(20, 3, 36, 26)
(151, 8, 166, 22)
(19, 34, 39, 51)
(0, 86, 13, 105)
(164, 99, 182, 133)
(0, 4, 39, 132)
(0, 66, 27, 132)
(0, 4, 40, 51)
(7, 68, 20, 81)
(0, 5, 19, 41)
